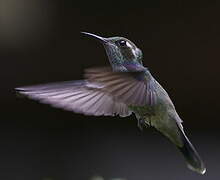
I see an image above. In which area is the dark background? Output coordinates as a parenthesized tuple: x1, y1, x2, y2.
(0, 0, 220, 179)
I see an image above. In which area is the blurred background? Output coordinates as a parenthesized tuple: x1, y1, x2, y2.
(0, 0, 220, 179)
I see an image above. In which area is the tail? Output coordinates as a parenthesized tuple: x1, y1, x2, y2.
(177, 124, 206, 174)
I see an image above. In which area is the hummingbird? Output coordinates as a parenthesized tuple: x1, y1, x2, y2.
(15, 32, 206, 174)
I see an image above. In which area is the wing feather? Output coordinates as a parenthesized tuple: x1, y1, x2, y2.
(85, 67, 157, 106)
(16, 66, 157, 117)
(16, 80, 132, 117)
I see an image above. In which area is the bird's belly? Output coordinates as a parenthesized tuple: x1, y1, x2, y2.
(134, 104, 183, 147)
(129, 105, 156, 118)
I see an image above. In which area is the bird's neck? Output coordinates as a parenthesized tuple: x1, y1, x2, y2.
(122, 61, 146, 72)
(111, 61, 147, 72)
(108, 53, 146, 72)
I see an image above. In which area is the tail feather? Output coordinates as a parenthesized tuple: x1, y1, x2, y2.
(177, 125, 206, 174)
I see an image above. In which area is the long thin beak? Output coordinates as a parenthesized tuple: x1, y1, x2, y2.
(81, 32, 108, 43)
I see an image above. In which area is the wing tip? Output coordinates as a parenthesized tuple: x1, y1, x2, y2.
(14, 87, 28, 98)
(15, 87, 26, 92)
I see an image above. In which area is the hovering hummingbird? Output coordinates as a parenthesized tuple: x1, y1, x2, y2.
(15, 32, 206, 174)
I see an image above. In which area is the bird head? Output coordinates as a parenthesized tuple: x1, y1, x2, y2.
(81, 32, 144, 72)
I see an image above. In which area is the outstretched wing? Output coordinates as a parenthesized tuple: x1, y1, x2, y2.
(85, 67, 157, 106)
(15, 80, 131, 117)
(15, 66, 157, 116)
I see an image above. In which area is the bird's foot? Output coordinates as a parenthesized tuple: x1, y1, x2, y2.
(137, 118, 147, 131)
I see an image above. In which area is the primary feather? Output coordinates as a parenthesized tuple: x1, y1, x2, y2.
(16, 78, 131, 117)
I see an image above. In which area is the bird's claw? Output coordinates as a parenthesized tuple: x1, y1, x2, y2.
(137, 118, 145, 131)
(137, 118, 151, 131)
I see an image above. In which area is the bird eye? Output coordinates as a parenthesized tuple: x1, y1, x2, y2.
(116, 40, 127, 47)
